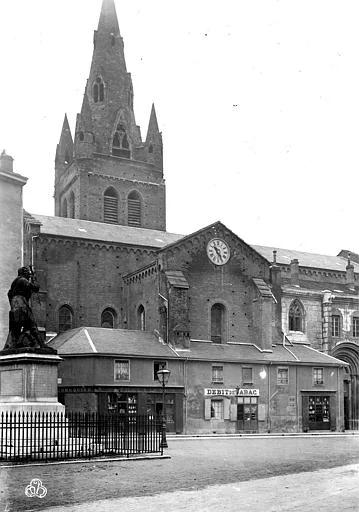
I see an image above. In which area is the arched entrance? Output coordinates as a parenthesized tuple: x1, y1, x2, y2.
(332, 343, 359, 430)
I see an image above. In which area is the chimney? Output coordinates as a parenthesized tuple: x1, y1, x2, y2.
(290, 259, 299, 286)
(0, 150, 14, 173)
(346, 254, 355, 289)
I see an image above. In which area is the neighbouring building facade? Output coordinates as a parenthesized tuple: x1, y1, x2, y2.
(16, 0, 356, 433)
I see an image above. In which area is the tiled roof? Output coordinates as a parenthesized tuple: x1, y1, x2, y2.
(49, 327, 178, 358)
(252, 244, 359, 273)
(28, 214, 184, 249)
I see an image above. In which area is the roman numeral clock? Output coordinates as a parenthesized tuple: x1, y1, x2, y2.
(206, 238, 230, 266)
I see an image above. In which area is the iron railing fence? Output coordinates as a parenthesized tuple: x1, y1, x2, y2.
(0, 411, 163, 463)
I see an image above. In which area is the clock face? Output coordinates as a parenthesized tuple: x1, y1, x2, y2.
(207, 238, 230, 266)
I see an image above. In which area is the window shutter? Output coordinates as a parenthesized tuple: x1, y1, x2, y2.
(302, 396, 309, 431)
(204, 398, 211, 420)
(329, 395, 336, 431)
(258, 404, 266, 421)
(104, 195, 118, 224)
(224, 398, 230, 420)
(128, 198, 141, 226)
(230, 403, 237, 421)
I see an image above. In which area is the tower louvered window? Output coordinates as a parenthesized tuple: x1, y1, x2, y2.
(112, 123, 131, 158)
(127, 191, 141, 227)
(104, 187, 118, 224)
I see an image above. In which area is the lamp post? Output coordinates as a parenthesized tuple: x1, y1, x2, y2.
(157, 368, 171, 448)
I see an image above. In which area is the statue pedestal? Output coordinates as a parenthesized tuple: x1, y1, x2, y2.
(0, 351, 67, 459)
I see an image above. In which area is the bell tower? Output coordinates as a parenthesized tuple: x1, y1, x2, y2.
(54, 0, 166, 231)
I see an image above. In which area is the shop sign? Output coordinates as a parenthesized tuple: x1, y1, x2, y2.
(204, 388, 259, 397)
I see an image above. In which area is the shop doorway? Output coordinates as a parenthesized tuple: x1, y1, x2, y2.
(146, 394, 176, 432)
(307, 396, 330, 430)
(237, 397, 258, 432)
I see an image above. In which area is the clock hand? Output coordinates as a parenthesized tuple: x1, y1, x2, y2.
(213, 245, 223, 261)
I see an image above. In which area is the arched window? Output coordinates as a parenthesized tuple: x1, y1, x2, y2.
(101, 308, 116, 328)
(127, 191, 141, 227)
(93, 77, 105, 103)
(137, 305, 145, 330)
(69, 191, 75, 219)
(64, 151, 71, 164)
(58, 305, 73, 332)
(288, 300, 304, 332)
(62, 198, 68, 218)
(211, 303, 225, 344)
(104, 187, 118, 224)
(112, 123, 131, 158)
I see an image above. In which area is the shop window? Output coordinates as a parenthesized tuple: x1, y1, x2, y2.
(277, 367, 289, 385)
(212, 364, 223, 383)
(112, 123, 131, 158)
(211, 399, 224, 419)
(211, 303, 225, 343)
(108, 392, 137, 416)
(288, 300, 304, 332)
(313, 367, 324, 385)
(331, 315, 340, 337)
(154, 361, 167, 380)
(242, 367, 253, 384)
(137, 304, 145, 330)
(353, 317, 359, 337)
(128, 191, 142, 227)
(58, 305, 73, 332)
(101, 308, 116, 328)
(114, 359, 130, 381)
(104, 187, 118, 224)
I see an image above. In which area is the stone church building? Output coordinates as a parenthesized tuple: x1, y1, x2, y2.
(18, 0, 359, 433)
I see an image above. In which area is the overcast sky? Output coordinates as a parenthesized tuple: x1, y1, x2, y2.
(0, 0, 358, 256)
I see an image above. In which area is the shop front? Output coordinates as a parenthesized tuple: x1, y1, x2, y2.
(302, 391, 337, 431)
(98, 386, 184, 433)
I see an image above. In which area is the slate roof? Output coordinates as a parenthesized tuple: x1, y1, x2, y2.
(28, 214, 184, 249)
(49, 327, 347, 366)
(186, 341, 347, 366)
(165, 271, 189, 289)
(252, 278, 275, 299)
(49, 327, 178, 358)
(252, 245, 359, 273)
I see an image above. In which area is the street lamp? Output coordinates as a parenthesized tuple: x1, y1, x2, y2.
(157, 368, 171, 448)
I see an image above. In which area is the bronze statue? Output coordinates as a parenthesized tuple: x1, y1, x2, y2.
(3, 266, 48, 351)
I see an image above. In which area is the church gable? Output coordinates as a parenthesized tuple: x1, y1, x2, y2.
(159, 221, 270, 280)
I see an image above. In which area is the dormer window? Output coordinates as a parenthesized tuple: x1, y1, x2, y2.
(112, 123, 131, 158)
(93, 77, 105, 103)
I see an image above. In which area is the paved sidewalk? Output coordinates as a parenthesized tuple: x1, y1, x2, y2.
(38, 463, 359, 512)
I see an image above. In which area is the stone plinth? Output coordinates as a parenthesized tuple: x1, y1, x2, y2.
(0, 351, 65, 415)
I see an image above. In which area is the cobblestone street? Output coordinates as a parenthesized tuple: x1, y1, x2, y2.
(1, 435, 359, 511)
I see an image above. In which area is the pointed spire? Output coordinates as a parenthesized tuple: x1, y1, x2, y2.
(98, 0, 120, 36)
(146, 104, 161, 144)
(92, 0, 126, 73)
(56, 114, 73, 164)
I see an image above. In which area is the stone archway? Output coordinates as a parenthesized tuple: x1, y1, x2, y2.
(332, 343, 359, 430)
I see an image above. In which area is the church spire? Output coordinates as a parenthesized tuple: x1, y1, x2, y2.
(145, 103, 163, 170)
(55, 114, 73, 166)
